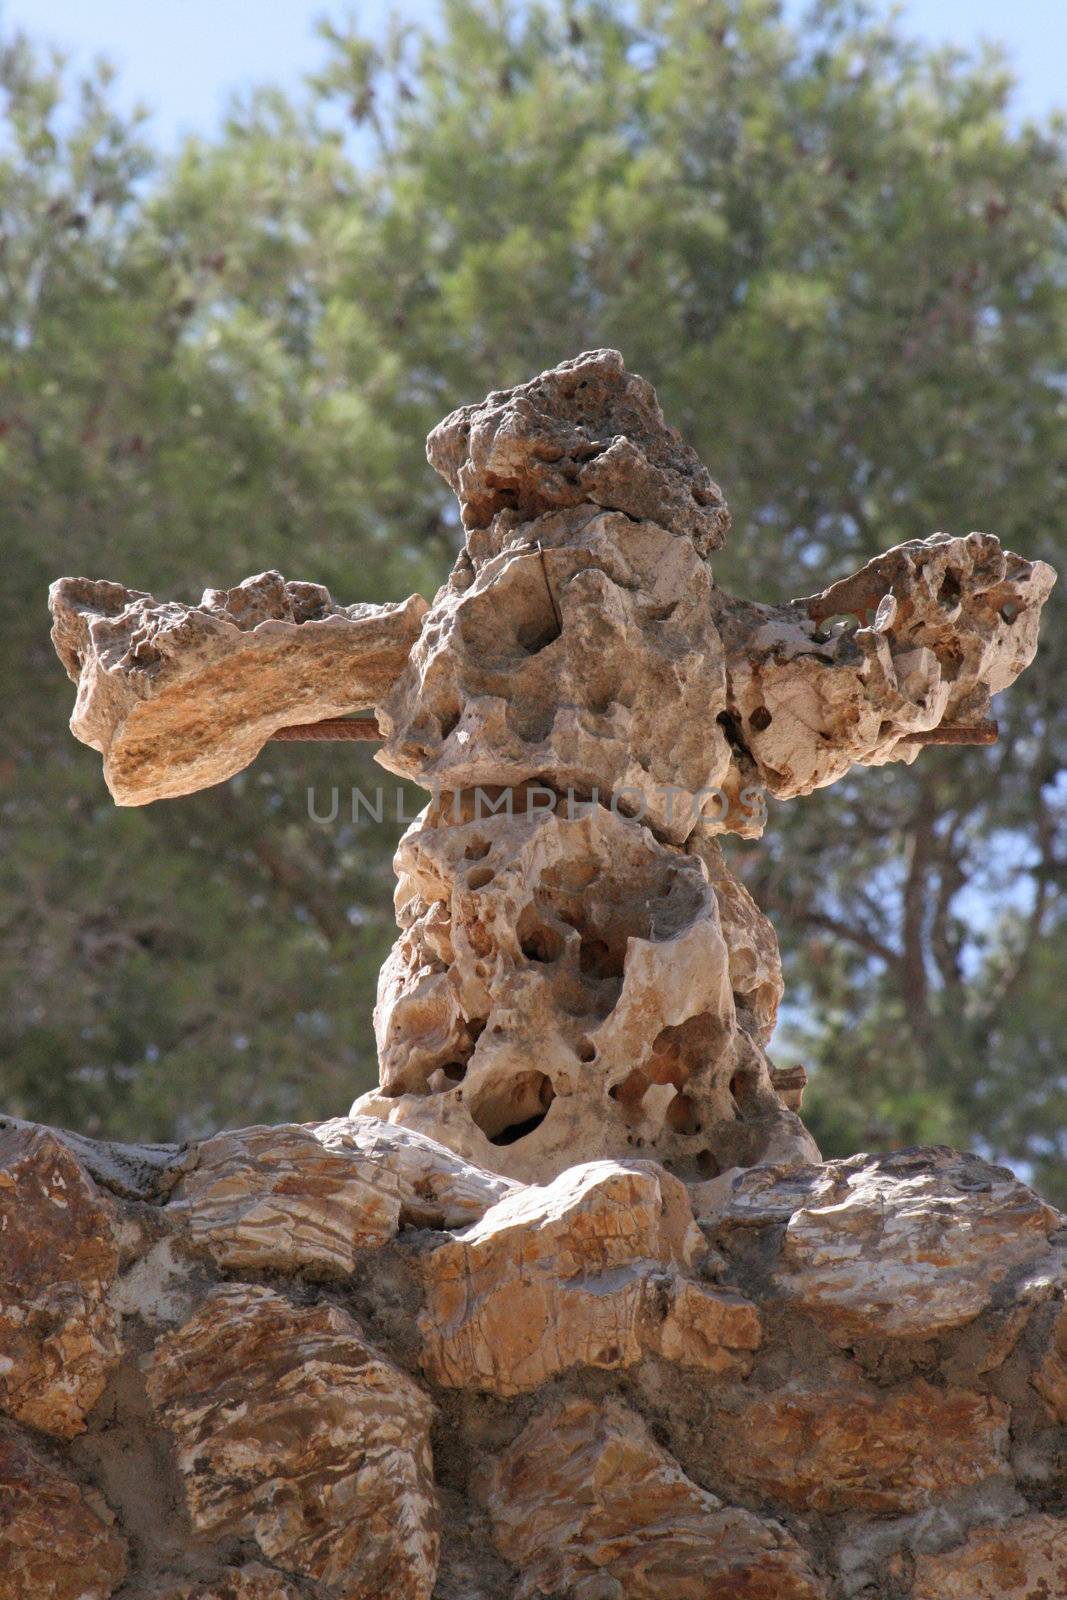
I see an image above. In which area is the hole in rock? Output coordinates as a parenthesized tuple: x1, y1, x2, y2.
(579, 936, 619, 981)
(439, 708, 461, 739)
(749, 706, 773, 732)
(520, 928, 563, 963)
(728, 1065, 763, 1116)
(470, 1070, 555, 1143)
(666, 1092, 701, 1135)
(695, 1150, 720, 1179)
(576, 1037, 596, 1063)
(517, 907, 565, 964)
(465, 839, 491, 861)
(939, 569, 962, 606)
(490, 1110, 549, 1146)
(716, 710, 752, 760)
(651, 1015, 722, 1089)
(517, 618, 561, 655)
(440, 1062, 467, 1083)
(467, 867, 495, 891)
(609, 1068, 648, 1113)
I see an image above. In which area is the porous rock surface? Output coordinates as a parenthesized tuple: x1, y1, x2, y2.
(37, 352, 1063, 1596)
(49, 570, 426, 805)
(0, 1115, 1065, 1600)
(50, 350, 1054, 1182)
(360, 789, 814, 1184)
(363, 351, 1052, 1177)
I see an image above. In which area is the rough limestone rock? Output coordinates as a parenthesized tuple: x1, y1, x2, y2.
(49, 570, 426, 804)
(36, 353, 1063, 1596)
(712, 530, 1054, 801)
(910, 1514, 1067, 1599)
(424, 347, 731, 553)
(145, 1282, 439, 1600)
(50, 350, 1054, 1181)
(701, 1146, 1061, 1342)
(715, 1370, 1010, 1514)
(361, 351, 1052, 1175)
(0, 1117, 1064, 1598)
(419, 1160, 761, 1393)
(479, 1396, 825, 1600)
(689, 830, 783, 1045)
(0, 1421, 127, 1600)
(0, 1124, 121, 1438)
(361, 792, 815, 1183)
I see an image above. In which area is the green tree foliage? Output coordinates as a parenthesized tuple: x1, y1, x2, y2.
(2, 2, 1065, 1196)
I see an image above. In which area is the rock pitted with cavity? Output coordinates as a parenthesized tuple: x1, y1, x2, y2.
(50, 570, 426, 805)
(48, 351, 1055, 1183)
(35, 354, 1064, 1597)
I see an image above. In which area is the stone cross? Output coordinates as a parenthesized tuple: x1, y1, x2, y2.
(50, 350, 1055, 1182)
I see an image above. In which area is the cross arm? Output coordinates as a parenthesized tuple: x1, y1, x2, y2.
(711, 532, 1055, 802)
(49, 570, 427, 805)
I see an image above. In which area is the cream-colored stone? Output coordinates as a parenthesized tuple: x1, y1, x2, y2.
(49, 570, 426, 805)
(708, 1148, 1059, 1342)
(688, 829, 783, 1045)
(911, 1514, 1067, 1599)
(146, 1282, 438, 1600)
(50, 352, 1054, 1181)
(426, 347, 731, 553)
(313, 1115, 521, 1227)
(358, 794, 815, 1183)
(717, 1371, 1009, 1513)
(481, 1396, 825, 1599)
(0, 1421, 127, 1600)
(363, 353, 1051, 1174)
(0, 1124, 121, 1438)
(170, 1121, 402, 1273)
(713, 531, 1055, 800)
(377, 507, 737, 844)
(419, 1160, 760, 1393)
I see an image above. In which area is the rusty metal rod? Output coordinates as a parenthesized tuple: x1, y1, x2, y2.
(268, 714, 998, 748)
(270, 716, 383, 742)
(900, 720, 998, 747)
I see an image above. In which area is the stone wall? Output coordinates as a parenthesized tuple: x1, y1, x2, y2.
(3, 1113, 1065, 1600)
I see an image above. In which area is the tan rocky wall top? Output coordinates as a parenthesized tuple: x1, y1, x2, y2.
(1, 1114, 1066, 1599)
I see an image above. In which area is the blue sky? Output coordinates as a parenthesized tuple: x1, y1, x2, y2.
(16, 0, 1067, 147)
